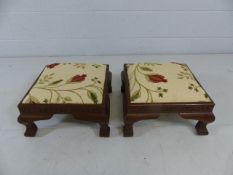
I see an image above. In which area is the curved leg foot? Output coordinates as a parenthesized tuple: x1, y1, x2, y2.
(18, 113, 53, 137)
(24, 122, 38, 137)
(195, 121, 208, 135)
(180, 112, 215, 135)
(123, 122, 133, 137)
(99, 123, 110, 137)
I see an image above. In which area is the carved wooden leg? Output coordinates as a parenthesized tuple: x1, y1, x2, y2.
(108, 71, 112, 93)
(18, 113, 53, 137)
(99, 95, 110, 137)
(121, 71, 125, 93)
(123, 121, 134, 137)
(99, 123, 110, 137)
(195, 121, 209, 135)
(24, 122, 38, 137)
(180, 112, 215, 135)
(18, 115, 38, 137)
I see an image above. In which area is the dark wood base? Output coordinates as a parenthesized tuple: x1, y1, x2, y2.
(18, 113, 111, 137)
(18, 68, 112, 137)
(18, 113, 52, 137)
(121, 66, 216, 137)
(122, 113, 215, 137)
(24, 122, 38, 137)
(99, 123, 110, 137)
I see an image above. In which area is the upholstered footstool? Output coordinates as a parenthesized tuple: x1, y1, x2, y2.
(18, 63, 112, 137)
(121, 62, 215, 137)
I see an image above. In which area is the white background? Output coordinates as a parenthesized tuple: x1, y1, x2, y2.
(0, 0, 233, 57)
(0, 55, 233, 175)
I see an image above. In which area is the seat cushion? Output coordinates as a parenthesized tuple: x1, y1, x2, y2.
(127, 62, 211, 103)
(22, 63, 107, 104)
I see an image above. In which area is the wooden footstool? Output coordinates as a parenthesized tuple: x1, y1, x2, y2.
(121, 63, 215, 137)
(18, 63, 112, 137)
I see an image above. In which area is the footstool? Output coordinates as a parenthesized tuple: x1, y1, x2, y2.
(18, 63, 112, 137)
(121, 62, 215, 136)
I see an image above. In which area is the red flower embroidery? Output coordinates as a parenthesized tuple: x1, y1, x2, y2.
(70, 74, 86, 82)
(47, 63, 60, 69)
(148, 74, 168, 83)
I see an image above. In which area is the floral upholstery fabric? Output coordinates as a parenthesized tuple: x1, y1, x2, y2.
(127, 63, 211, 103)
(22, 63, 107, 104)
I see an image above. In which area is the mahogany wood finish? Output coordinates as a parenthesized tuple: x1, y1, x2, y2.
(18, 66, 112, 137)
(121, 64, 215, 137)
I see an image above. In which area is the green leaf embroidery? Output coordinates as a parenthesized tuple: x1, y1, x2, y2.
(204, 93, 209, 98)
(131, 89, 141, 101)
(158, 93, 163, 97)
(48, 79, 63, 86)
(177, 70, 194, 80)
(87, 91, 98, 104)
(64, 96, 72, 101)
(163, 89, 168, 92)
(140, 66, 152, 72)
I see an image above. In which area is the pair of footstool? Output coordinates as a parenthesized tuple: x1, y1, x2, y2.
(18, 62, 215, 137)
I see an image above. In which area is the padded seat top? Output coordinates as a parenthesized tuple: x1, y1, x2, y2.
(127, 62, 211, 103)
(22, 63, 107, 104)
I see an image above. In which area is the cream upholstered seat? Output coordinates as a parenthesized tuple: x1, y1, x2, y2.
(22, 63, 106, 104)
(127, 62, 211, 103)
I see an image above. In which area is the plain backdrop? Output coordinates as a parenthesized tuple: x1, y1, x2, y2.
(0, 0, 233, 57)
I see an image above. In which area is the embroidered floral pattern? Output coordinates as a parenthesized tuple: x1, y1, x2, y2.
(148, 74, 168, 83)
(177, 65, 194, 80)
(70, 74, 87, 83)
(47, 63, 60, 69)
(73, 63, 86, 69)
(129, 63, 168, 103)
(128, 63, 211, 103)
(23, 63, 106, 104)
(188, 83, 209, 99)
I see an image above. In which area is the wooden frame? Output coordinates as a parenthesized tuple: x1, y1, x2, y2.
(121, 64, 215, 137)
(18, 65, 112, 137)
